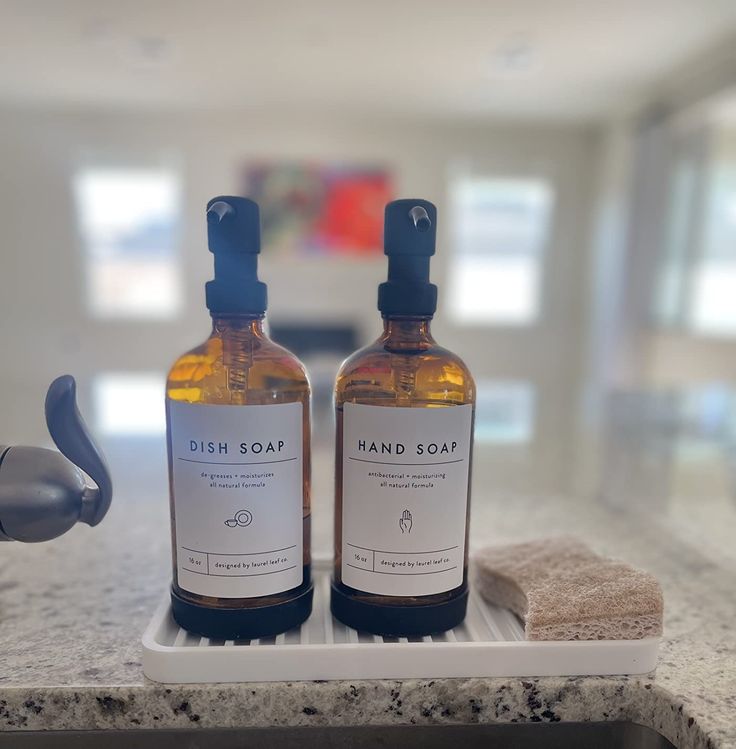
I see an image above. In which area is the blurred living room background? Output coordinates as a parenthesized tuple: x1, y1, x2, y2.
(1, 0, 735, 558)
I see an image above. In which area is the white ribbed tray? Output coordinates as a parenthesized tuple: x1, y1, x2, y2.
(142, 564, 659, 683)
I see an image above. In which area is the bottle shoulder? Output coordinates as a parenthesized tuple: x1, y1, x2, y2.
(166, 338, 213, 383)
(166, 331, 309, 404)
(338, 339, 473, 377)
(255, 337, 310, 380)
(168, 334, 307, 375)
(336, 339, 475, 405)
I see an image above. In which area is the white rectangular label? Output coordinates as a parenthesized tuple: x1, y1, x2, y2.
(341, 402, 473, 596)
(167, 400, 303, 598)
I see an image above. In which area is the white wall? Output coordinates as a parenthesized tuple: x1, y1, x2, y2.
(0, 106, 599, 493)
(573, 120, 636, 497)
(571, 107, 736, 505)
(646, 124, 736, 386)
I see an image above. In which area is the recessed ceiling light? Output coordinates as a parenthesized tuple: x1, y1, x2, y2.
(490, 36, 538, 76)
(128, 35, 172, 68)
(81, 18, 173, 70)
(81, 17, 116, 48)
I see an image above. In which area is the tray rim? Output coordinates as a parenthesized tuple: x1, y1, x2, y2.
(142, 587, 661, 683)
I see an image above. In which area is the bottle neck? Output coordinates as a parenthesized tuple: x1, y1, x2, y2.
(211, 313, 265, 338)
(380, 315, 435, 351)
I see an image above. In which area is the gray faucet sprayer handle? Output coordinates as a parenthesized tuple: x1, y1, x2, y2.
(45, 375, 113, 527)
(0, 375, 113, 542)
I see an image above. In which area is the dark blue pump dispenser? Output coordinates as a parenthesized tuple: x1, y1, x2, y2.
(205, 196, 267, 315)
(378, 199, 438, 317)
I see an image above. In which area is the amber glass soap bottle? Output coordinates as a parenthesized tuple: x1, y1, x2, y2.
(332, 199, 475, 636)
(166, 196, 312, 639)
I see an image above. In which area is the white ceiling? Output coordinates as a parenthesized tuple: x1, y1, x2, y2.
(1, 0, 735, 121)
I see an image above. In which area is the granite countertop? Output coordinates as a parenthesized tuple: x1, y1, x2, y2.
(0, 462, 734, 749)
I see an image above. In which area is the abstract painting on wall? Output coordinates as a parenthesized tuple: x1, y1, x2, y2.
(243, 163, 392, 257)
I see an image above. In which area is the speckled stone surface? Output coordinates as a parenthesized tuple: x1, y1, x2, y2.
(0, 469, 734, 748)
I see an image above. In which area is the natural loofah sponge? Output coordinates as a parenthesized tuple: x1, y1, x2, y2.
(474, 537, 663, 641)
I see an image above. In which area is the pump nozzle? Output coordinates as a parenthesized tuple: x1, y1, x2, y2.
(207, 200, 236, 226)
(378, 198, 438, 316)
(409, 205, 431, 232)
(204, 196, 267, 314)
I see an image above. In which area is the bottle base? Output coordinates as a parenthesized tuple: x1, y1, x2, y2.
(330, 581, 468, 637)
(171, 584, 313, 640)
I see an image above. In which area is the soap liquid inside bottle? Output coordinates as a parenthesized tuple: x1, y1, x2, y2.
(167, 315, 311, 610)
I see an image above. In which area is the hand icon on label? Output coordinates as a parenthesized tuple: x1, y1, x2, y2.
(399, 509, 413, 534)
